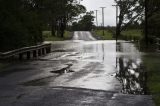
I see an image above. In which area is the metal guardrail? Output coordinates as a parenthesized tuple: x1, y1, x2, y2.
(0, 43, 51, 59)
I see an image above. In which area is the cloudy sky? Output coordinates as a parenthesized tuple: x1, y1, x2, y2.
(80, 0, 116, 26)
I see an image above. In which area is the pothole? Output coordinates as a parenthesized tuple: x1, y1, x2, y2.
(50, 64, 74, 74)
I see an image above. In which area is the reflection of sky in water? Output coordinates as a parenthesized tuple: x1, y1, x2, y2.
(116, 42, 147, 95)
(46, 40, 147, 94)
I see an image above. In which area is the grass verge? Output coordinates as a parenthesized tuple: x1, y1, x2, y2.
(143, 54, 160, 106)
(121, 29, 143, 40)
(43, 31, 72, 41)
(95, 30, 114, 40)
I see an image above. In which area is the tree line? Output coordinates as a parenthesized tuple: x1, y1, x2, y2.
(0, 0, 86, 52)
(114, 0, 160, 46)
(72, 11, 95, 31)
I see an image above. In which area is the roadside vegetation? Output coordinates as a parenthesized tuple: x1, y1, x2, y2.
(143, 54, 160, 106)
(94, 29, 142, 41)
(0, 0, 86, 52)
(95, 30, 114, 40)
(43, 31, 72, 41)
(121, 29, 143, 40)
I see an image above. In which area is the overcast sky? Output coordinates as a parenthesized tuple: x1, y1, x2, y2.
(80, 0, 116, 26)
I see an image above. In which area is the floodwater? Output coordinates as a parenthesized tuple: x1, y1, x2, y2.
(0, 31, 155, 106)
(41, 31, 148, 95)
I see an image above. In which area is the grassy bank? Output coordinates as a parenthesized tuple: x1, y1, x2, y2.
(94, 29, 143, 40)
(43, 31, 72, 41)
(121, 29, 143, 40)
(95, 30, 114, 40)
(143, 54, 160, 106)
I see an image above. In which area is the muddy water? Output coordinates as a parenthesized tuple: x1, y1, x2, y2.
(44, 40, 147, 95)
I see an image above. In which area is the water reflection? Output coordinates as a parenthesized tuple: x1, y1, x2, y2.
(116, 42, 147, 95)
(45, 40, 148, 94)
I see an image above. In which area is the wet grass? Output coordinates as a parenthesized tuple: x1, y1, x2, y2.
(95, 29, 142, 40)
(95, 30, 114, 40)
(142, 54, 160, 106)
(121, 29, 143, 40)
(43, 31, 72, 41)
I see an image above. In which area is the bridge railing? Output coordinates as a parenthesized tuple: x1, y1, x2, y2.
(0, 43, 51, 60)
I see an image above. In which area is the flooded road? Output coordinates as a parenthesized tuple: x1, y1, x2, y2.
(0, 31, 154, 106)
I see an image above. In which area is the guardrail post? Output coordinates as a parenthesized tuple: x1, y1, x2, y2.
(27, 51, 31, 59)
(46, 47, 51, 53)
(33, 50, 38, 58)
(38, 49, 42, 56)
(19, 53, 23, 60)
(42, 48, 46, 55)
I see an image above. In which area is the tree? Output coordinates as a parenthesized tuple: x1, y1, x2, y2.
(147, 0, 160, 38)
(0, 0, 43, 52)
(115, 0, 144, 37)
(72, 12, 95, 31)
(0, 0, 86, 52)
(41, 0, 86, 37)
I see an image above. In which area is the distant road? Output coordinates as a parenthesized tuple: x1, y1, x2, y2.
(72, 31, 96, 41)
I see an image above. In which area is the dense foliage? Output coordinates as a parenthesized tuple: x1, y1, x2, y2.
(0, 0, 86, 52)
(114, 0, 144, 37)
(72, 12, 94, 31)
(114, 0, 160, 44)
(147, 0, 160, 38)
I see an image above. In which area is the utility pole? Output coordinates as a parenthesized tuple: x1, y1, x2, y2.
(112, 5, 119, 41)
(94, 10, 99, 27)
(100, 7, 106, 36)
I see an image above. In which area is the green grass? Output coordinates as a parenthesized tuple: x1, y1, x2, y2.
(121, 29, 143, 40)
(143, 54, 160, 106)
(95, 29, 143, 40)
(95, 30, 114, 40)
(43, 31, 72, 41)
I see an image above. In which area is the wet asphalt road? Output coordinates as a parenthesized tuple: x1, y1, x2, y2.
(0, 31, 154, 106)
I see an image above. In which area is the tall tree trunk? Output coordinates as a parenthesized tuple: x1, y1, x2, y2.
(116, 12, 123, 40)
(60, 17, 66, 38)
(116, 23, 121, 40)
(51, 19, 56, 36)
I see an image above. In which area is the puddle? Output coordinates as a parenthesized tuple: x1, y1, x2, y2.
(16, 93, 25, 99)
(21, 64, 74, 86)
(50, 64, 74, 74)
(115, 42, 148, 95)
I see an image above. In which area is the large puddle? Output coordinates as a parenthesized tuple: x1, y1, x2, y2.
(20, 40, 151, 95)
(115, 42, 147, 95)
(45, 40, 149, 94)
